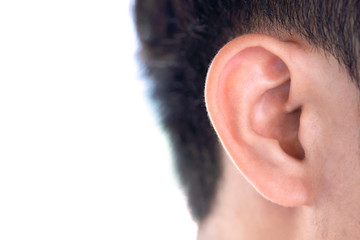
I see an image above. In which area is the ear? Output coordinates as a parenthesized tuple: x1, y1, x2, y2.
(205, 34, 313, 207)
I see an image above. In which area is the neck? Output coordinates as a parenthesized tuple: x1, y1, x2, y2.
(197, 147, 360, 240)
(197, 151, 360, 240)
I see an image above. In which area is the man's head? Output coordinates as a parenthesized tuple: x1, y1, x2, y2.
(135, 1, 360, 239)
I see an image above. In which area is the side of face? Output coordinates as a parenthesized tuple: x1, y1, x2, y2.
(204, 33, 360, 235)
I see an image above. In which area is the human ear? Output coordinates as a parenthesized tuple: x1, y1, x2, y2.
(205, 34, 312, 207)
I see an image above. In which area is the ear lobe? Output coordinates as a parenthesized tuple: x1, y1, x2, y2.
(205, 34, 312, 207)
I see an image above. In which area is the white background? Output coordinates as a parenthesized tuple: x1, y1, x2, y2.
(0, 0, 197, 239)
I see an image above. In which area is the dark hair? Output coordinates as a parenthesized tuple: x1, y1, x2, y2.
(134, 0, 360, 221)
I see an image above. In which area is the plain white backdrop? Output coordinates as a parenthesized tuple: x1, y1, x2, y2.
(0, 0, 197, 239)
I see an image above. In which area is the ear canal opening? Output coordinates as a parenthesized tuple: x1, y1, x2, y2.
(278, 108, 305, 160)
(252, 81, 305, 160)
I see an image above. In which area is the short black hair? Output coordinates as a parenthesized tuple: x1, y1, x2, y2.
(134, 0, 360, 221)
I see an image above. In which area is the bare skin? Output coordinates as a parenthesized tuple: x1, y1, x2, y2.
(201, 33, 360, 240)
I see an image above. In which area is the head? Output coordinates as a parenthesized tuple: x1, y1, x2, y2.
(135, 1, 360, 239)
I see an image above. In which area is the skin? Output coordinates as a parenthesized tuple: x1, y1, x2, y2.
(200, 34, 360, 240)
(198, 151, 299, 240)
